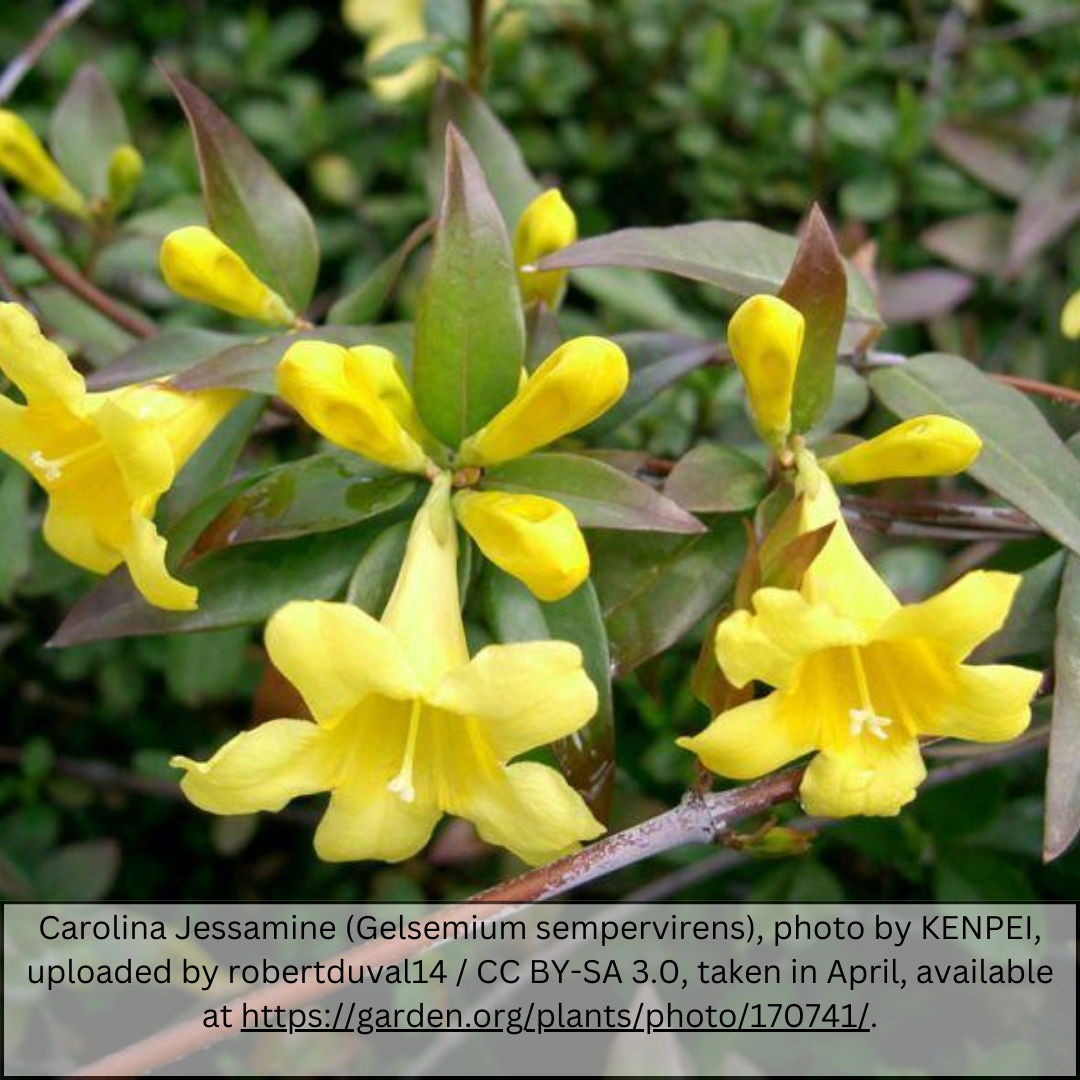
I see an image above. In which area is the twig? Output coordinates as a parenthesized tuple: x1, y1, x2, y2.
(844, 494, 1040, 541)
(0, 186, 155, 339)
(0, 0, 95, 105)
(466, 0, 487, 92)
(71, 770, 801, 1076)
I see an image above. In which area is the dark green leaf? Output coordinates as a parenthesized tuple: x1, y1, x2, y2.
(780, 204, 847, 431)
(1045, 555, 1080, 861)
(540, 221, 880, 323)
(870, 354, 1080, 557)
(171, 323, 413, 394)
(165, 627, 251, 706)
(50, 64, 130, 199)
(808, 365, 870, 437)
(583, 333, 716, 437)
(347, 521, 411, 615)
(414, 126, 524, 446)
(204, 452, 419, 545)
(428, 76, 541, 225)
(50, 522, 382, 644)
(974, 552, 1063, 663)
(366, 38, 451, 77)
(484, 452, 703, 533)
(664, 445, 767, 513)
(327, 219, 434, 325)
(36, 840, 120, 902)
(28, 285, 136, 368)
(0, 459, 31, 603)
(88, 328, 243, 390)
(482, 569, 615, 821)
(591, 516, 746, 675)
(165, 71, 319, 311)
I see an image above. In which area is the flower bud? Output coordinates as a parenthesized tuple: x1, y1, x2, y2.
(458, 336, 628, 465)
(820, 415, 981, 484)
(160, 226, 295, 326)
(1062, 288, 1080, 340)
(727, 294, 805, 447)
(277, 340, 431, 473)
(454, 490, 589, 602)
(514, 189, 577, 308)
(107, 144, 143, 215)
(0, 109, 87, 217)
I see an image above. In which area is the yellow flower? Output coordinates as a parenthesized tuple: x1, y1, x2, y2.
(343, 0, 436, 102)
(277, 340, 433, 474)
(458, 336, 628, 467)
(820, 415, 982, 485)
(107, 145, 144, 215)
(1062, 287, 1080, 340)
(727, 294, 805, 447)
(160, 226, 295, 326)
(171, 476, 604, 864)
(514, 189, 577, 309)
(0, 303, 240, 610)
(0, 109, 87, 218)
(454, 490, 589, 601)
(678, 460, 1040, 818)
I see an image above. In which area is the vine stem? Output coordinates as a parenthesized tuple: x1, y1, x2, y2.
(0, 186, 155, 339)
(0, 0, 95, 105)
(71, 769, 800, 1076)
(467, 0, 488, 92)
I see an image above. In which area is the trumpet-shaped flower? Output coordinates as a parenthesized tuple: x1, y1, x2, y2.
(1062, 288, 1080, 340)
(820, 415, 981, 485)
(0, 303, 240, 610)
(277, 340, 433, 474)
(726, 294, 805, 446)
(0, 110, 87, 218)
(678, 459, 1039, 817)
(454, 490, 589, 601)
(171, 476, 604, 864)
(458, 336, 628, 466)
(160, 226, 295, 326)
(514, 189, 577, 309)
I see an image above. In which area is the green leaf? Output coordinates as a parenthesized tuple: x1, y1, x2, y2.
(591, 516, 746, 675)
(414, 126, 524, 446)
(28, 285, 136, 368)
(88, 328, 243, 390)
(165, 627, 251, 706)
(808, 365, 870, 437)
(327, 219, 434, 325)
(170, 323, 413, 394)
(203, 452, 419, 545)
(428, 76, 541, 225)
(584, 333, 716, 437)
(664, 445, 767, 513)
(779, 205, 847, 431)
(0, 459, 31, 602)
(366, 38, 451, 77)
(481, 569, 615, 821)
(164, 394, 267, 525)
(50, 64, 130, 199)
(870, 354, 1080, 557)
(50, 522, 383, 644)
(483, 453, 703, 533)
(568, 267, 703, 336)
(540, 221, 880, 323)
(974, 552, 1063, 663)
(1045, 555, 1080, 862)
(165, 70, 319, 312)
(347, 521, 411, 615)
(35, 840, 120, 902)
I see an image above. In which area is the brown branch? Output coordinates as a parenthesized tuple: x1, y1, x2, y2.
(992, 373, 1080, 410)
(466, 0, 488, 92)
(0, 0, 95, 104)
(843, 494, 1040, 540)
(70, 769, 801, 1076)
(0, 186, 155, 339)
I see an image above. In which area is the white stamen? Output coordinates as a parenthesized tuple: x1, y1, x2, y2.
(849, 708, 893, 741)
(29, 450, 62, 482)
(386, 773, 416, 803)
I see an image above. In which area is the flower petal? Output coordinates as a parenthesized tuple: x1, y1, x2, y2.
(677, 692, 814, 779)
(0, 302, 85, 408)
(0, 395, 34, 468)
(42, 491, 119, 575)
(458, 336, 628, 465)
(121, 511, 198, 611)
(91, 397, 176, 502)
(876, 570, 1020, 662)
(454, 490, 589, 601)
(800, 733, 926, 818)
(716, 587, 865, 690)
(446, 758, 604, 867)
(431, 640, 597, 760)
(172, 719, 339, 815)
(914, 658, 1040, 742)
(265, 600, 417, 724)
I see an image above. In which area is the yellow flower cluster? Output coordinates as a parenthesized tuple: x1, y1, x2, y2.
(680, 295, 1039, 817)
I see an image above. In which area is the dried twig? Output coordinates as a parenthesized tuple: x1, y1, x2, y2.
(0, 0, 95, 105)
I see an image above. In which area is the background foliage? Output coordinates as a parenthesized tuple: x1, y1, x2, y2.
(1, 0, 1079, 907)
